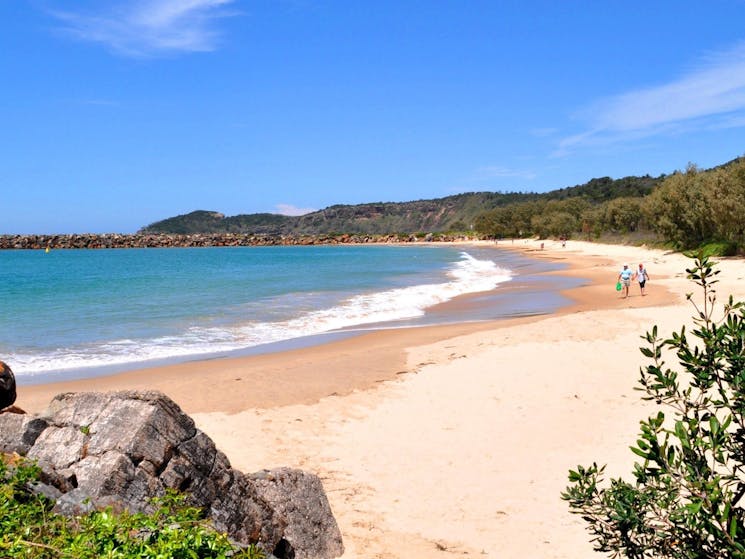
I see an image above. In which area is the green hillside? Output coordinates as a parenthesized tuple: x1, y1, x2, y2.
(140, 156, 745, 254)
(140, 173, 659, 236)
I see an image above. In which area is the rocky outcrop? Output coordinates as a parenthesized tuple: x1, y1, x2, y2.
(0, 412, 47, 454)
(0, 232, 477, 250)
(0, 361, 17, 410)
(251, 468, 345, 559)
(0, 390, 343, 559)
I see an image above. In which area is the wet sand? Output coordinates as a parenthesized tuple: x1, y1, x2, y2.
(18, 240, 672, 415)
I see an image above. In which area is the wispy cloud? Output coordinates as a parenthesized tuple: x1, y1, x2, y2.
(529, 127, 558, 138)
(557, 41, 745, 155)
(49, 0, 238, 57)
(275, 204, 316, 216)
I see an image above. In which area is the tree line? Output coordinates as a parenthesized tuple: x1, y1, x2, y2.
(473, 157, 745, 254)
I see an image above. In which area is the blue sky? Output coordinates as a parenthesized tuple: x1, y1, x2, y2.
(2, 1, 745, 233)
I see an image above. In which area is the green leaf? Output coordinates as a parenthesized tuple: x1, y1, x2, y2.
(674, 421, 690, 449)
(630, 446, 649, 459)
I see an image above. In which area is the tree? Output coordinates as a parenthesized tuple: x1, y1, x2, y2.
(643, 165, 714, 248)
(473, 201, 543, 238)
(603, 197, 643, 233)
(580, 206, 605, 239)
(563, 254, 745, 558)
(706, 159, 745, 248)
(532, 211, 577, 238)
(552, 197, 591, 221)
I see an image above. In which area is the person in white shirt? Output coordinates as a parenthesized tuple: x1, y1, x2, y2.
(634, 263, 650, 296)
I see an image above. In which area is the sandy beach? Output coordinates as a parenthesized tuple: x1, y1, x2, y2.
(17, 240, 745, 558)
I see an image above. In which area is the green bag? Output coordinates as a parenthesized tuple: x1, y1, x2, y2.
(616, 281, 622, 291)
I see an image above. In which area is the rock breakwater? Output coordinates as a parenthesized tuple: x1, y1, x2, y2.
(0, 232, 478, 250)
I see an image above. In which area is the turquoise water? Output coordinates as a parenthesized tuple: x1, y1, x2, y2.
(0, 245, 579, 382)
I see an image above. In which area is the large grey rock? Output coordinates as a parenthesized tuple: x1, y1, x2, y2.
(0, 390, 343, 558)
(251, 468, 345, 559)
(0, 413, 47, 454)
(0, 361, 17, 410)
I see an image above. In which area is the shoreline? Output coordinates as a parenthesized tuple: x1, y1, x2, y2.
(10, 240, 555, 387)
(16, 238, 730, 558)
(17, 240, 674, 415)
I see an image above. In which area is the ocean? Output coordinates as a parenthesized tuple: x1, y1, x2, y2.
(0, 244, 582, 384)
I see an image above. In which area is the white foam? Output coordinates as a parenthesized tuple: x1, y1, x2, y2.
(11, 252, 512, 377)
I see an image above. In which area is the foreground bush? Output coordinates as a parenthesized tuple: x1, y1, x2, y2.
(0, 455, 263, 558)
(563, 254, 745, 558)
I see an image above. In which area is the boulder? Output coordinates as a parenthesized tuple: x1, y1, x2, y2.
(0, 413, 47, 454)
(0, 361, 17, 410)
(251, 468, 345, 559)
(0, 390, 343, 559)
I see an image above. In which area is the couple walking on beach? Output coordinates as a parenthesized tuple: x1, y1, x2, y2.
(618, 263, 650, 298)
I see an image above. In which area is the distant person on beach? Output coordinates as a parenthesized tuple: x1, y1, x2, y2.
(618, 263, 633, 298)
(634, 263, 650, 296)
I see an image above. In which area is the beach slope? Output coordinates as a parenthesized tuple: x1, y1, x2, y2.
(19, 240, 745, 558)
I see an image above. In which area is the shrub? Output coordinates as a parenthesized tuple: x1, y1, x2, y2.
(699, 241, 739, 258)
(562, 253, 745, 558)
(0, 454, 264, 558)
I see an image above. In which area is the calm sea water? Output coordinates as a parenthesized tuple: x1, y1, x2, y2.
(0, 245, 581, 383)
